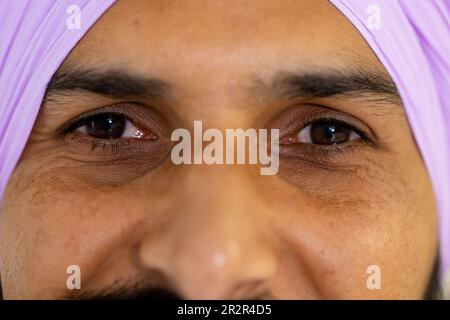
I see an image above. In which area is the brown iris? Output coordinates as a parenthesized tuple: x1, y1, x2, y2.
(83, 113, 126, 139)
(309, 121, 353, 145)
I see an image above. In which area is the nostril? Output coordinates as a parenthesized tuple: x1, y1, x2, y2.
(70, 268, 185, 300)
(85, 286, 183, 300)
(229, 279, 271, 300)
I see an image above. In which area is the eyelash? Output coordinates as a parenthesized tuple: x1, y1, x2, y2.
(68, 130, 134, 155)
(278, 116, 375, 161)
(302, 117, 371, 142)
(62, 108, 374, 160)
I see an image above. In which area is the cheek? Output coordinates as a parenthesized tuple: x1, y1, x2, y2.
(270, 160, 437, 299)
(0, 161, 164, 298)
(0, 147, 437, 299)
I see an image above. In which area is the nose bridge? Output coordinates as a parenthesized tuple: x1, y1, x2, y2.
(138, 165, 277, 299)
(184, 165, 263, 219)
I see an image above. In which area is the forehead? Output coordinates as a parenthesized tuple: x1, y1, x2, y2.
(65, 0, 384, 77)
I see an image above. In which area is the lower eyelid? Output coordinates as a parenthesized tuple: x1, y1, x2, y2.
(63, 126, 165, 167)
(280, 138, 374, 160)
(65, 130, 139, 155)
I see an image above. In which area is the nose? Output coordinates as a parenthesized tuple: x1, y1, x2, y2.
(137, 165, 277, 299)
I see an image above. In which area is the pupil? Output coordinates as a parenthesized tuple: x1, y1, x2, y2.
(310, 121, 351, 145)
(86, 113, 126, 139)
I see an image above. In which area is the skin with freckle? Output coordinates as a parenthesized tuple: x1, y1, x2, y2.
(0, 0, 438, 299)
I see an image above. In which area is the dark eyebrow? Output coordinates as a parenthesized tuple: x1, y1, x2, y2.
(43, 65, 401, 108)
(44, 66, 170, 102)
(270, 70, 401, 105)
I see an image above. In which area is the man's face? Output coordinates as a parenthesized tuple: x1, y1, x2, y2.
(0, 0, 438, 299)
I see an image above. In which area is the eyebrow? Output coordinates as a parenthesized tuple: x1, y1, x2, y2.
(43, 65, 401, 106)
(271, 70, 401, 104)
(44, 66, 170, 102)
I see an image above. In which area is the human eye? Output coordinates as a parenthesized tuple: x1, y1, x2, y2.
(71, 112, 156, 140)
(280, 118, 363, 146)
(60, 103, 169, 158)
(275, 105, 376, 165)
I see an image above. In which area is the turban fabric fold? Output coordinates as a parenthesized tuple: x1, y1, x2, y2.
(0, 0, 449, 292)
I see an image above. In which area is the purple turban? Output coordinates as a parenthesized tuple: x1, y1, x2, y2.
(0, 0, 449, 292)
